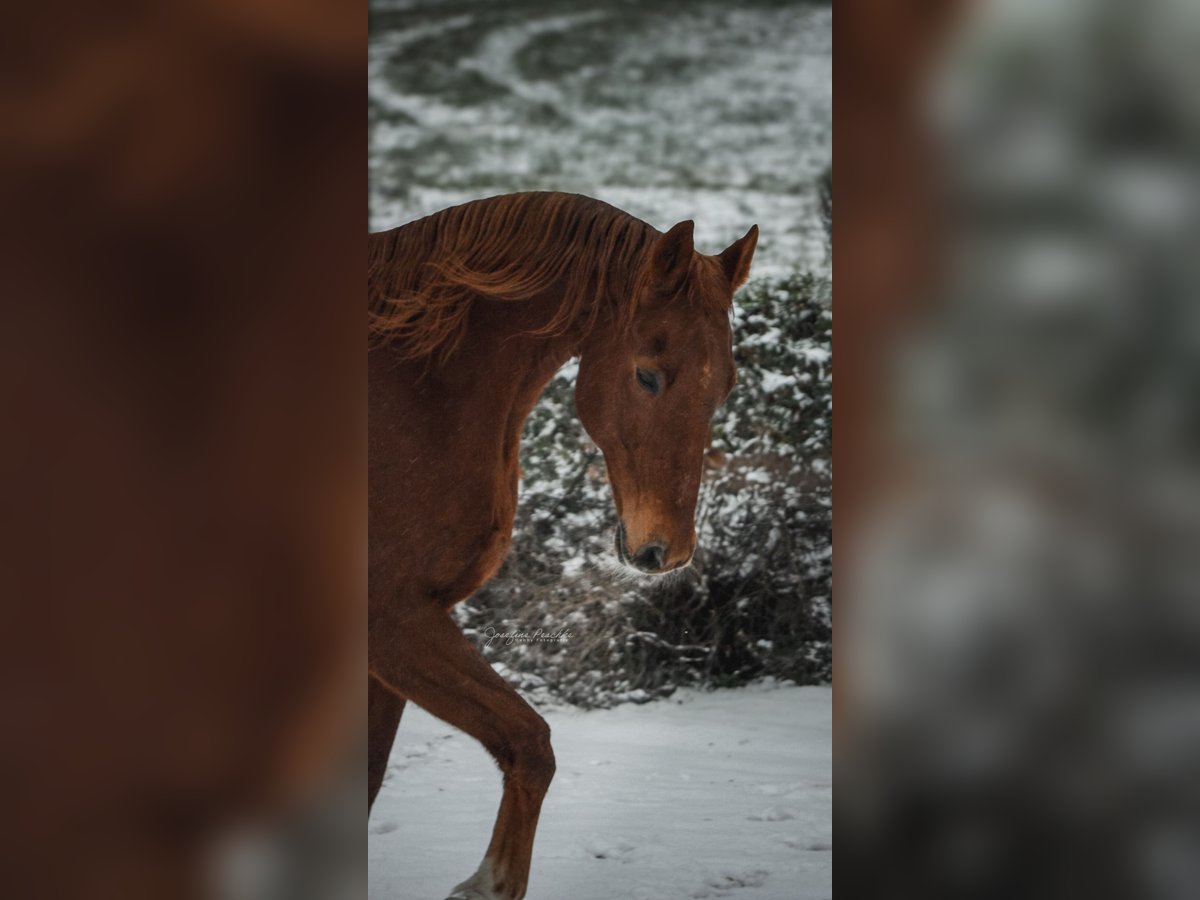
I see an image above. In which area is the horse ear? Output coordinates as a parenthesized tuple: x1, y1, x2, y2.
(719, 224, 759, 291)
(651, 220, 695, 293)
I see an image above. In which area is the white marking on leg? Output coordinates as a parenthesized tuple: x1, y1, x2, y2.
(446, 857, 502, 900)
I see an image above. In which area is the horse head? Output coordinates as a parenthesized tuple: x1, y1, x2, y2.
(575, 220, 758, 575)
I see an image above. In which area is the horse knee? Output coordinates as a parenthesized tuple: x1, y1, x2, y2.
(505, 717, 555, 792)
(528, 722, 556, 789)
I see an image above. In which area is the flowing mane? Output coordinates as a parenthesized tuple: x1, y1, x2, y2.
(368, 192, 661, 361)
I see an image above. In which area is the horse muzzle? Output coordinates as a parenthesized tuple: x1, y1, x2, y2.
(615, 522, 692, 575)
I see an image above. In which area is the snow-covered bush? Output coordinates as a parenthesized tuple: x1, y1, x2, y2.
(457, 272, 832, 707)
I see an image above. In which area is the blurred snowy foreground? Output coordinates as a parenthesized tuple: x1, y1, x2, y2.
(369, 683, 831, 900)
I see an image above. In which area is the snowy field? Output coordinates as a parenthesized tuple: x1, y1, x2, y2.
(369, 0, 832, 278)
(369, 684, 832, 900)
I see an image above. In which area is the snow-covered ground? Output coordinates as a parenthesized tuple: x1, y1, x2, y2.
(368, 684, 831, 899)
(369, 1, 832, 278)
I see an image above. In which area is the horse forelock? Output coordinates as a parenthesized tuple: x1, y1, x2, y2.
(685, 254, 736, 315)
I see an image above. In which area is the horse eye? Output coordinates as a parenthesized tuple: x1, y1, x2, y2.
(635, 367, 661, 395)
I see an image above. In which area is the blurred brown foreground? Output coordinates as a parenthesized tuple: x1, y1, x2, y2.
(839, 1, 1200, 898)
(0, 3, 363, 898)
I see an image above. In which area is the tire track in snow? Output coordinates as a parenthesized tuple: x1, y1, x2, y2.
(457, 11, 609, 124)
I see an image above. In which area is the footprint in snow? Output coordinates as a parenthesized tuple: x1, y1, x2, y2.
(691, 868, 770, 897)
(584, 838, 637, 863)
(779, 837, 832, 852)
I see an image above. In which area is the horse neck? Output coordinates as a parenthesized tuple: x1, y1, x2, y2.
(449, 287, 586, 450)
(428, 245, 635, 458)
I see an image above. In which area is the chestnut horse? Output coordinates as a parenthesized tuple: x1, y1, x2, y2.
(367, 192, 757, 900)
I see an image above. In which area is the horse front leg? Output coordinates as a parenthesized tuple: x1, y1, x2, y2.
(368, 673, 407, 813)
(370, 600, 555, 900)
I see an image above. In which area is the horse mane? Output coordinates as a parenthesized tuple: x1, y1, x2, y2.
(367, 192, 664, 362)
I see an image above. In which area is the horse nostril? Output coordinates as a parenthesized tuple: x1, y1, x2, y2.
(632, 543, 667, 572)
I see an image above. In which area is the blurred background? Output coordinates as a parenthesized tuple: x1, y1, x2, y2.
(839, 1, 1200, 898)
(370, 0, 831, 277)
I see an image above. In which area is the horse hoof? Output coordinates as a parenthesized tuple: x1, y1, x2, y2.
(445, 864, 503, 899)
